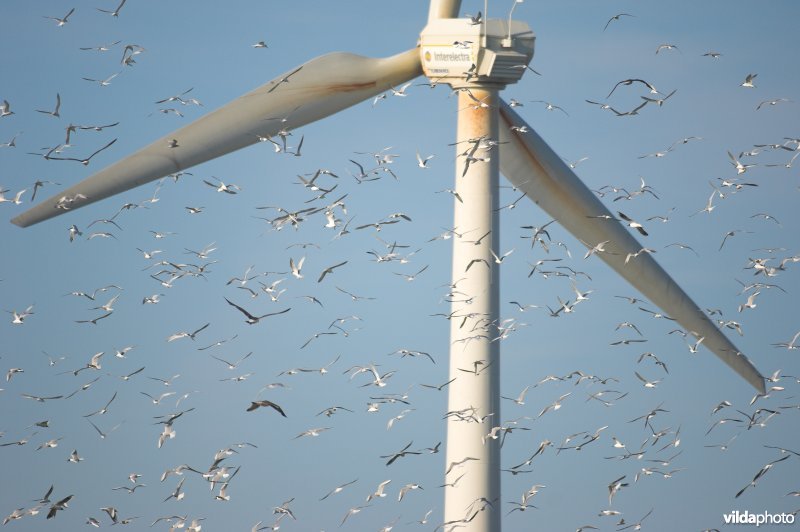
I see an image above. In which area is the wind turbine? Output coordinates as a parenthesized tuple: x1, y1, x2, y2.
(12, 0, 764, 530)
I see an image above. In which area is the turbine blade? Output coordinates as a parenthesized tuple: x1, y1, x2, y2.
(428, 0, 463, 21)
(12, 49, 421, 227)
(497, 99, 765, 394)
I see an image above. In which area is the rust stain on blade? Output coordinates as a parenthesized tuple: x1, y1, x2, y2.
(323, 81, 378, 93)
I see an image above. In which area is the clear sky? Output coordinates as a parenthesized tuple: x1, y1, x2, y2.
(1, 1, 799, 531)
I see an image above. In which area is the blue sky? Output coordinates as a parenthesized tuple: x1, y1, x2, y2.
(1, 1, 799, 530)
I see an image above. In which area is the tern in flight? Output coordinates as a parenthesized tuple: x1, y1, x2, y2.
(224, 298, 290, 325)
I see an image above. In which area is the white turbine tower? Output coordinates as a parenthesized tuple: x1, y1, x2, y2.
(12, 1, 765, 530)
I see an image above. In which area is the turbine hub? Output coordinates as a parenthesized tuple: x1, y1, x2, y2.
(419, 18, 535, 88)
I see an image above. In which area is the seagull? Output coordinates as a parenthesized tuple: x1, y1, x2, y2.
(638, 307, 676, 320)
(604, 13, 635, 31)
(317, 261, 347, 283)
(0, 99, 15, 118)
(203, 176, 240, 194)
(531, 100, 568, 115)
(583, 240, 610, 259)
(289, 256, 305, 279)
(247, 399, 287, 417)
(738, 291, 760, 313)
(756, 97, 791, 110)
(607, 475, 628, 506)
(634, 371, 661, 388)
(655, 44, 680, 54)
(617, 211, 648, 236)
(466, 11, 482, 25)
(728, 151, 755, 174)
(0, 131, 20, 147)
(82, 72, 120, 87)
(719, 229, 750, 251)
(35, 93, 61, 117)
(416, 152, 435, 168)
(319, 479, 358, 501)
(735, 455, 790, 498)
(224, 298, 290, 324)
(46, 138, 117, 165)
(266, 66, 303, 93)
(641, 89, 677, 107)
(46, 495, 73, 519)
(340, 505, 371, 527)
(167, 322, 209, 342)
(8, 305, 34, 325)
(140, 391, 176, 405)
(366, 479, 392, 501)
(44, 8, 75, 26)
(97, 0, 126, 17)
(83, 391, 117, 417)
(293, 427, 332, 439)
(607, 79, 660, 98)
(740, 73, 757, 88)
(381, 441, 421, 466)
(393, 264, 429, 282)
(502, 385, 531, 406)
(390, 82, 413, 97)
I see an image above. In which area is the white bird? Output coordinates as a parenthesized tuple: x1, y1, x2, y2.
(532, 100, 569, 115)
(158, 423, 176, 448)
(203, 176, 240, 194)
(756, 97, 791, 110)
(608, 475, 629, 506)
(740, 73, 757, 88)
(0, 99, 14, 118)
(35, 93, 61, 117)
(140, 391, 176, 405)
(738, 291, 760, 312)
(9, 305, 34, 325)
(502, 385, 530, 406)
(398, 483, 423, 502)
(604, 13, 635, 31)
(0, 188, 27, 205)
(583, 240, 610, 259)
(635, 371, 661, 388)
(728, 151, 755, 174)
(340, 505, 370, 527)
(366, 479, 392, 502)
(44, 7, 75, 26)
(655, 43, 680, 54)
(293, 427, 332, 439)
(617, 211, 648, 236)
(290, 256, 305, 279)
(82, 72, 120, 87)
(390, 82, 413, 97)
(68, 449, 83, 463)
(416, 152, 435, 168)
(97, 0, 127, 17)
(319, 478, 358, 501)
(167, 322, 210, 342)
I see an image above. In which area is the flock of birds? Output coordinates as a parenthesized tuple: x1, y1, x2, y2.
(1, 2, 799, 531)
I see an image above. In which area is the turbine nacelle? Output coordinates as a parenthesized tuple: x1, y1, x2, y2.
(419, 18, 534, 87)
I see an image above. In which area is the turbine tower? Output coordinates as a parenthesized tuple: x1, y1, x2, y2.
(12, 1, 765, 530)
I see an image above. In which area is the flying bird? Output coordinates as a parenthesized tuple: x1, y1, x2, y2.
(317, 261, 347, 283)
(224, 298, 290, 324)
(247, 398, 286, 416)
(740, 73, 757, 88)
(44, 8, 75, 26)
(604, 13, 634, 31)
